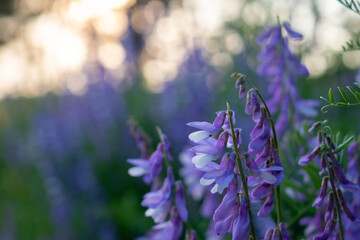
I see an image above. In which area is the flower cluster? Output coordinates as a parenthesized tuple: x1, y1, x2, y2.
(299, 122, 360, 239)
(257, 22, 319, 135)
(127, 130, 194, 240)
(186, 80, 285, 239)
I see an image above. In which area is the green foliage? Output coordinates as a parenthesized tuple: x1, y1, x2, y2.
(337, 0, 360, 15)
(342, 32, 360, 52)
(320, 83, 360, 112)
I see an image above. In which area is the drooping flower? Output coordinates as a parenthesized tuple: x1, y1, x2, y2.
(127, 143, 163, 184)
(200, 153, 236, 194)
(257, 22, 318, 136)
(141, 168, 174, 223)
(189, 131, 229, 168)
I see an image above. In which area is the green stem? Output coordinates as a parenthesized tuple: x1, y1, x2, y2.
(244, 78, 282, 223)
(227, 103, 257, 240)
(319, 125, 344, 240)
(156, 126, 194, 232)
(156, 126, 171, 168)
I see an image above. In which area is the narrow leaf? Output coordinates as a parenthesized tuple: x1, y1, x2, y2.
(355, 82, 360, 89)
(328, 88, 334, 103)
(347, 86, 360, 102)
(335, 131, 341, 146)
(334, 136, 354, 153)
(336, 102, 348, 106)
(338, 87, 350, 103)
(320, 96, 331, 104)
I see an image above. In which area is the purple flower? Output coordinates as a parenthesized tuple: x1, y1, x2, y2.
(140, 207, 183, 240)
(264, 229, 274, 240)
(280, 223, 290, 240)
(187, 111, 226, 143)
(257, 187, 274, 217)
(298, 145, 321, 166)
(248, 118, 270, 155)
(244, 154, 282, 184)
(200, 153, 236, 194)
(313, 177, 329, 208)
(127, 143, 163, 184)
(257, 22, 318, 136)
(232, 197, 250, 240)
(142, 168, 174, 223)
(327, 153, 360, 192)
(189, 132, 229, 168)
(175, 181, 188, 222)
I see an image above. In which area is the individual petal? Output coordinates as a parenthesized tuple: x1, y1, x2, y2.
(213, 111, 226, 129)
(186, 121, 217, 131)
(337, 189, 360, 223)
(308, 121, 322, 133)
(257, 188, 274, 217)
(128, 167, 148, 177)
(271, 228, 281, 240)
(252, 182, 271, 199)
(175, 181, 188, 222)
(313, 177, 328, 208)
(213, 182, 238, 221)
(142, 189, 166, 208)
(280, 223, 290, 240)
(245, 90, 253, 115)
(189, 130, 212, 143)
(298, 146, 321, 166)
(282, 22, 303, 40)
(248, 118, 270, 155)
(324, 192, 334, 222)
(211, 184, 226, 194)
(190, 143, 219, 155)
(192, 153, 215, 168)
(232, 197, 250, 240)
(264, 229, 274, 240)
(200, 177, 215, 186)
(257, 26, 277, 44)
(214, 214, 235, 236)
(333, 163, 360, 192)
(245, 154, 276, 184)
(216, 131, 229, 150)
(313, 219, 336, 240)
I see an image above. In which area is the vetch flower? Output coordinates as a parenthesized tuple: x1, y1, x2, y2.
(127, 143, 164, 184)
(189, 131, 229, 168)
(257, 22, 318, 136)
(200, 153, 236, 194)
(187, 111, 226, 143)
(141, 168, 174, 223)
(175, 181, 188, 222)
(313, 177, 329, 208)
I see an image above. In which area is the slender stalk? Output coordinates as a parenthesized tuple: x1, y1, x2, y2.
(323, 152, 345, 240)
(227, 103, 257, 240)
(156, 126, 171, 168)
(156, 126, 193, 232)
(244, 78, 282, 223)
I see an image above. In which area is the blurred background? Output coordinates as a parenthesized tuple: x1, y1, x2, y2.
(0, 0, 359, 239)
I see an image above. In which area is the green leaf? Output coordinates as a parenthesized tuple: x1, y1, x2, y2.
(355, 82, 360, 89)
(338, 87, 350, 103)
(347, 86, 360, 102)
(320, 96, 331, 104)
(335, 131, 341, 146)
(336, 102, 348, 106)
(328, 88, 334, 103)
(334, 135, 354, 153)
